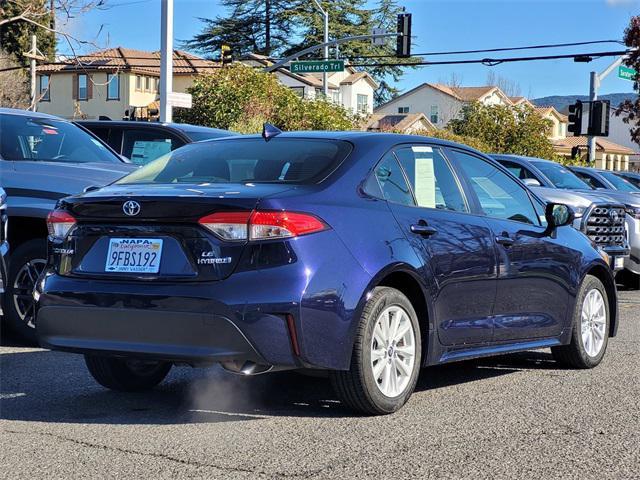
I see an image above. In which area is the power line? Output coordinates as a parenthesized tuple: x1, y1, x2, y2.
(0, 49, 631, 74)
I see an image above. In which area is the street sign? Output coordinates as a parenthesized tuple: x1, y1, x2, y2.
(618, 65, 637, 81)
(290, 60, 345, 74)
(166, 92, 192, 108)
(372, 28, 386, 46)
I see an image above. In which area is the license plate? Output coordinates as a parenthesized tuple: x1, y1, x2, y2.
(105, 238, 163, 273)
(614, 256, 624, 270)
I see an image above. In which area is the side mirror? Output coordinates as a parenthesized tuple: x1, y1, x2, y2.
(522, 178, 541, 187)
(545, 203, 574, 229)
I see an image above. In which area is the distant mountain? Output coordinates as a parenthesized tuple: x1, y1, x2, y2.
(532, 93, 636, 113)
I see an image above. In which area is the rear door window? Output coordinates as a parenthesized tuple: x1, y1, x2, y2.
(394, 146, 468, 212)
(364, 152, 414, 206)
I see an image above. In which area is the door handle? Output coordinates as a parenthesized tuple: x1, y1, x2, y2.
(495, 233, 514, 247)
(410, 222, 437, 237)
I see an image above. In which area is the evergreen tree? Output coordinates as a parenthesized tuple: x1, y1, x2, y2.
(182, 0, 300, 57)
(0, 0, 55, 65)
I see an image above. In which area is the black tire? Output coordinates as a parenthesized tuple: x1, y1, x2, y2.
(551, 275, 610, 369)
(3, 239, 47, 343)
(330, 287, 422, 415)
(622, 270, 640, 290)
(84, 355, 172, 391)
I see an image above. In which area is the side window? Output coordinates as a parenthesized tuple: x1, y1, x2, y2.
(395, 146, 467, 212)
(122, 130, 182, 165)
(364, 153, 414, 206)
(574, 171, 605, 189)
(500, 160, 537, 181)
(450, 150, 540, 225)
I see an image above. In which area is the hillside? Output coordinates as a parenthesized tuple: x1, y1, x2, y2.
(532, 93, 636, 113)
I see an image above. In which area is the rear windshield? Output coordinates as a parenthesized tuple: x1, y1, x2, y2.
(116, 137, 352, 185)
(0, 114, 120, 163)
(531, 161, 591, 190)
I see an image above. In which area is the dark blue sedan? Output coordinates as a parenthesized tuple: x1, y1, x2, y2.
(36, 131, 618, 414)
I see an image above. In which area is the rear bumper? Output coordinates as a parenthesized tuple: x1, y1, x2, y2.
(37, 305, 266, 366)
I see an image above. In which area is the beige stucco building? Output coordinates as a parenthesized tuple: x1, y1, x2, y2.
(36, 48, 217, 120)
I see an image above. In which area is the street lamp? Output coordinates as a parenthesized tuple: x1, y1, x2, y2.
(312, 0, 329, 97)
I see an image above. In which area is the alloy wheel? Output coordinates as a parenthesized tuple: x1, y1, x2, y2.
(580, 288, 607, 357)
(370, 305, 416, 398)
(12, 258, 47, 329)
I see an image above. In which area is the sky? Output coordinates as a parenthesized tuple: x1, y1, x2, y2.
(62, 0, 640, 99)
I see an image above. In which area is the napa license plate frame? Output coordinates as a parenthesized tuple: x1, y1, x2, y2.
(105, 238, 163, 274)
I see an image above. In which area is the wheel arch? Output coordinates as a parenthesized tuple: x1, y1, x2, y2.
(584, 262, 618, 337)
(7, 216, 48, 256)
(355, 263, 433, 365)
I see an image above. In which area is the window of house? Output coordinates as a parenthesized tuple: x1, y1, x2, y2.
(430, 105, 439, 124)
(136, 75, 142, 90)
(39, 75, 50, 101)
(145, 76, 151, 91)
(357, 94, 369, 114)
(290, 86, 305, 98)
(398, 107, 409, 114)
(107, 73, 119, 100)
(77, 74, 88, 100)
(332, 91, 340, 104)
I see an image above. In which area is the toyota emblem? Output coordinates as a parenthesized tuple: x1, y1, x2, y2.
(122, 200, 141, 216)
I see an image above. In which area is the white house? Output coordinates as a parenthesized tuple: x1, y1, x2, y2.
(374, 83, 513, 128)
(243, 53, 378, 116)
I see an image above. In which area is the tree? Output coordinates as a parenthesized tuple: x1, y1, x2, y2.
(0, 50, 29, 108)
(182, 0, 299, 57)
(448, 102, 558, 159)
(616, 15, 640, 146)
(485, 71, 521, 97)
(174, 63, 356, 132)
(0, 0, 55, 65)
(183, 0, 418, 106)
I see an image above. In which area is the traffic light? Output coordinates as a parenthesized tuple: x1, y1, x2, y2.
(396, 13, 412, 58)
(589, 100, 610, 137)
(221, 44, 232, 66)
(567, 100, 583, 136)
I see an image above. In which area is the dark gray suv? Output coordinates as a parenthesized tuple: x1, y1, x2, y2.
(0, 108, 136, 340)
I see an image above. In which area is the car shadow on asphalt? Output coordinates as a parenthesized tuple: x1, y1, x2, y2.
(0, 347, 559, 423)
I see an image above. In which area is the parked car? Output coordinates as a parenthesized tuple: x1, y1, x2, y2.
(0, 108, 137, 341)
(569, 166, 640, 194)
(0, 188, 8, 317)
(75, 120, 236, 166)
(569, 166, 640, 286)
(491, 155, 629, 271)
(614, 170, 640, 189)
(36, 131, 618, 415)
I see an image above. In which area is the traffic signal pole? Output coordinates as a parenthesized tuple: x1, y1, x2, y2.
(588, 71, 597, 164)
(160, 0, 174, 123)
(312, 0, 329, 97)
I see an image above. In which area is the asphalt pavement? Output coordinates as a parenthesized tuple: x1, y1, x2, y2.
(2, 290, 639, 479)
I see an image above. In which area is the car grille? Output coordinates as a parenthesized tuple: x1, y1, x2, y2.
(584, 205, 626, 247)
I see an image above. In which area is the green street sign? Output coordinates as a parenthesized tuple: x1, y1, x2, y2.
(290, 60, 345, 74)
(618, 65, 637, 81)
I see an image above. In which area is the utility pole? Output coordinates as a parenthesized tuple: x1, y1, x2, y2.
(312, 0, 329, 97)
(23, 34, 47, 111)
(160, 0, 174, 122)
(588, 71, 597, 164)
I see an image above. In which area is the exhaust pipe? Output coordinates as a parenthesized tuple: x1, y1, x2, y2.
(221, 360, 273, 376)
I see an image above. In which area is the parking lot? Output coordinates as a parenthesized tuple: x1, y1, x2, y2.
(0, 289, 638, 479)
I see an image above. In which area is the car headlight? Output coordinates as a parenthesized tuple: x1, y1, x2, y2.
(625, 206, 640, 219)
(572, 206, 587, 218)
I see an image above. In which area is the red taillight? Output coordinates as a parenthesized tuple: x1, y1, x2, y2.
(46, 210, 76, 240)
(198, 210, 327, 241)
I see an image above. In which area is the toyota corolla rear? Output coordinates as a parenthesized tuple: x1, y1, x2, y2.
(35, 136, 371, 373)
